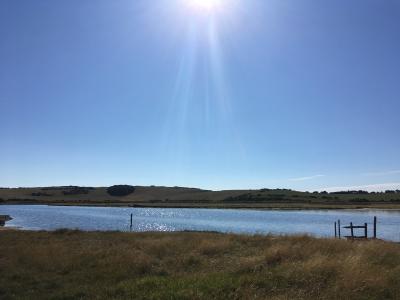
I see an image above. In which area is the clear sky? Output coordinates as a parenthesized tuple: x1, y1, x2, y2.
(1, 0, 400, 191)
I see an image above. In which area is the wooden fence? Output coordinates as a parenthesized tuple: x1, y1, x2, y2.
(334, 216, 377, 240)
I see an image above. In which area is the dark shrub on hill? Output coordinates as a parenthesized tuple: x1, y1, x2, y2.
(349, 198, 370, 203)
(107, 185, 136, 196)
(224, 193, 254, 202)
(42, 186, 95, 191)
(31, 192, 52, 197)
(331, 190, 369, 195)
(62, 187, 90, 195)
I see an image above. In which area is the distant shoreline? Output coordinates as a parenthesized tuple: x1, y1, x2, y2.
(3, 201, 400, 211)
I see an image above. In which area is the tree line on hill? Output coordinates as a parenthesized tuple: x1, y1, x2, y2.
(316, 190, 400, 195)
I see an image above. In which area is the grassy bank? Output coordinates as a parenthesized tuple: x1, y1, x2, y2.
(1, 186, 400, 209)
(1, 231, 399, 299)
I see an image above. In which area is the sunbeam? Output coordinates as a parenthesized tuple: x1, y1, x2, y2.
(158, 0, 246, 183)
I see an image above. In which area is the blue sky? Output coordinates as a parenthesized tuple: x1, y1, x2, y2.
(1, 0, 400, 191)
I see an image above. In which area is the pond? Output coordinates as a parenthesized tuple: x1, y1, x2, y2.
(1, 205, 400, 241)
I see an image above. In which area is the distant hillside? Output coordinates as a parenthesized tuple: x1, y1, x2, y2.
(1, 185, 400, 209)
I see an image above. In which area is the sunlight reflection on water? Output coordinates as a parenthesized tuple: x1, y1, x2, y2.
(1, 205, 400, 242)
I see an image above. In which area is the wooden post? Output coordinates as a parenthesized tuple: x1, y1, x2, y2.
(350, 222, 354, 238)
(334, 222, 337, 238)
(364, 223, 368, 238)
(338, 220, 341, 239)
(130, 213, 133, 231)
(373, 216, 377, 239)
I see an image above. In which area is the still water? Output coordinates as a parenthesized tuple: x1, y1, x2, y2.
(1, 205, 400, 241)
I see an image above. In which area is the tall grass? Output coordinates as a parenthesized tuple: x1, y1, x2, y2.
(0, 230, 399, 299)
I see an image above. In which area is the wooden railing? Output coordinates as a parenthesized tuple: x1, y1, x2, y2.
(343, 222, 368, 239)
(334, 216, 377, 240)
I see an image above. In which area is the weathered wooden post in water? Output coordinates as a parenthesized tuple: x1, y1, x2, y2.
(350, 222, 354, 238)
(364, 223, 368, 238)
(334, 222, 337, 238)
(373, 216, 377, 239)
(130, 213, 133, 231)
(338, 219, 341, 239)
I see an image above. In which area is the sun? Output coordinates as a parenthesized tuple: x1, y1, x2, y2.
(186, 0, 223, 11)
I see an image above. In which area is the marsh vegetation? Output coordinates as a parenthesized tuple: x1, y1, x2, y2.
(1, 230, 399, 299)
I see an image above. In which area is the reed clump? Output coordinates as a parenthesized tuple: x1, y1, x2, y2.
(0, 230, 399, 299)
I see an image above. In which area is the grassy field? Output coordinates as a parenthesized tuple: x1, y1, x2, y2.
(1, 186, 400, 209)
(0, 230, 399, 299)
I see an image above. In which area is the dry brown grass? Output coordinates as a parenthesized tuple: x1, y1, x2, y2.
(0, 230, 399, 299)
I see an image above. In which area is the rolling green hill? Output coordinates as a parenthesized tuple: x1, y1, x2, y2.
(1, 185, 400, 209)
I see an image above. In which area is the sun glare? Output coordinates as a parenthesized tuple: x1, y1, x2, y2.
(186, 0, 223, 12)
